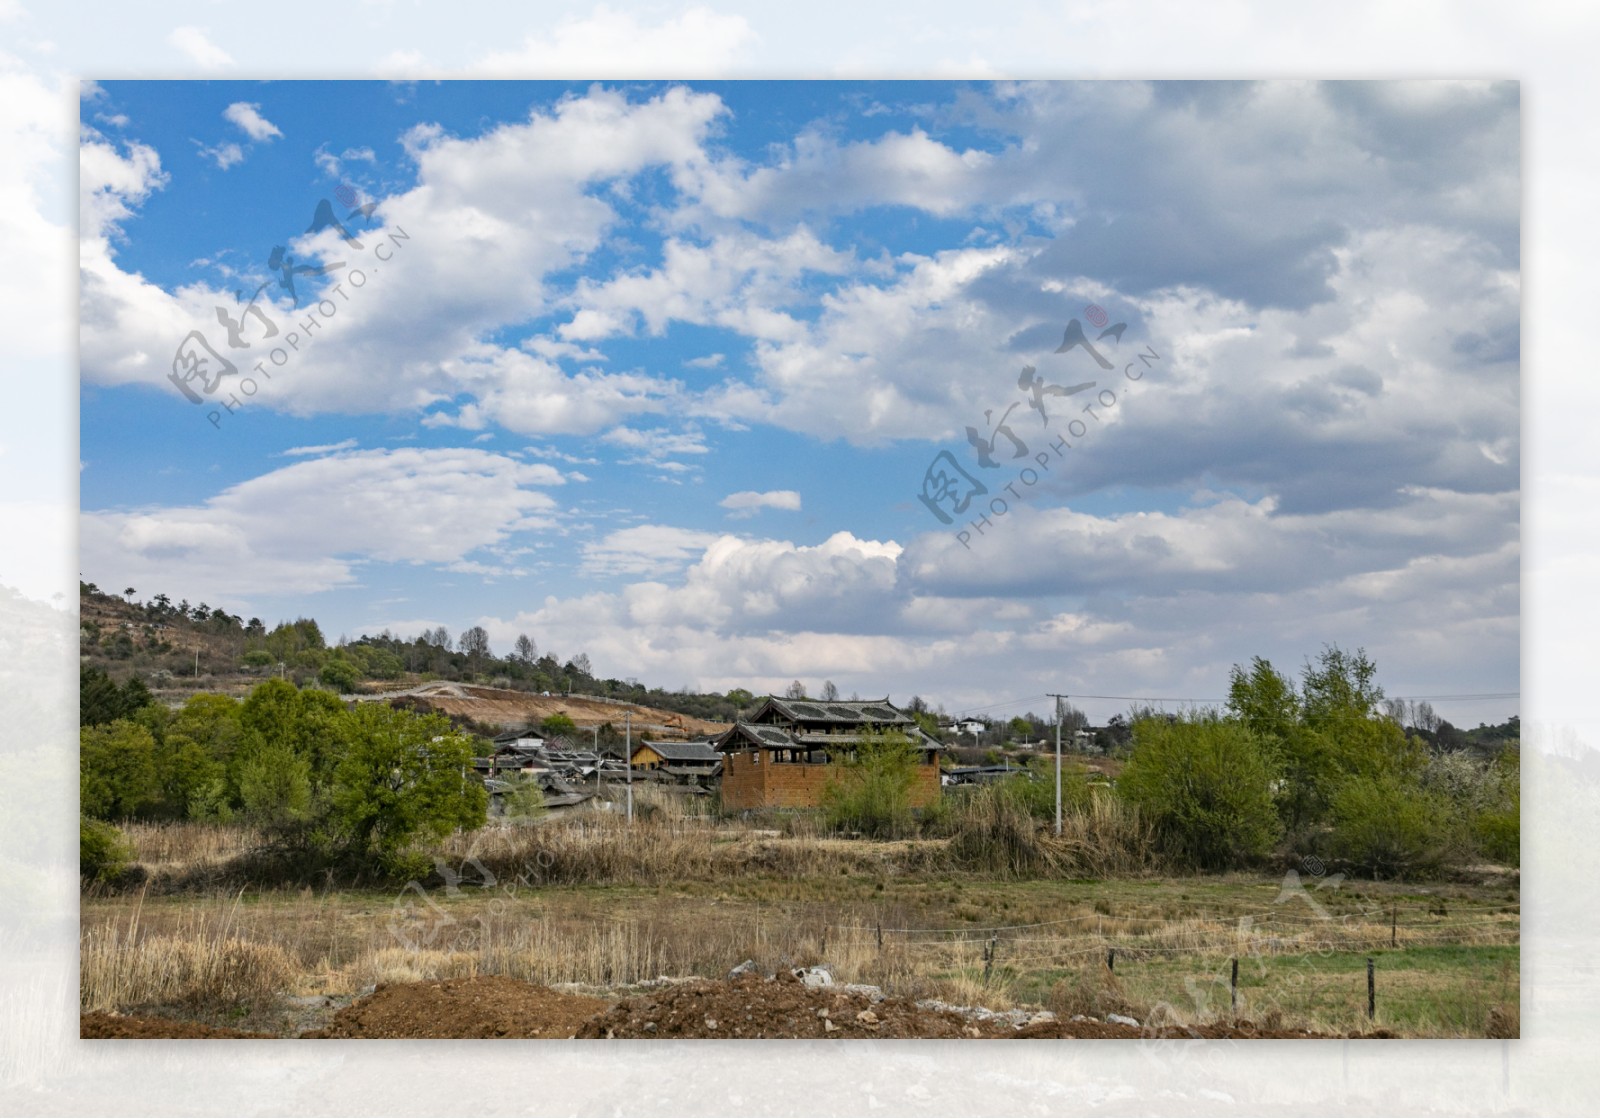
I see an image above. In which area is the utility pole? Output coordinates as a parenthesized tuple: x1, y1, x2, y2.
(625, 711, 633, 824)
(1047, 693, 1069, 837)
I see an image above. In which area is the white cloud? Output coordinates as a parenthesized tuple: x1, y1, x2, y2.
(167, 27, 234, 71)
(222, 102, 281, 142)
(197, 141, 244, 170)
(719, 490, 801, 518)
(80, 86, 729, 436)
(581, 524, 723, 578)
(559, 228, 852, 343)
(680, 126, 996, 226)
(80, 448, 566, 605)
(602, 425, 709, 462)
(314, 144, 375, 179)
(470, 486, 1515, 722)
(78, 127, 167, 242)
(471, 5, 756, 77)
(280, 438, 358, 456)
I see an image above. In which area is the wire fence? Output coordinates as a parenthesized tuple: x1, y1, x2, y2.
(812, 901, 1520, 999)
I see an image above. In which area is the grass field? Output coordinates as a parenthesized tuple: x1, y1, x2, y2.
(81, 817, 1520, 1038)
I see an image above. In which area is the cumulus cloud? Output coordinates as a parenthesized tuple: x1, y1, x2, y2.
(719, 490, 801, 518)
(222, 102, 281, 142)
(80, 447, 566, 605)
(196, 141, 244, 170)
(468, 491, 1515, 721)
(81, 85, 729, 435)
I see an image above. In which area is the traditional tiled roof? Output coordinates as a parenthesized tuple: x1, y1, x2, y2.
(714, 719, 940, 753)
(751, 696, 915, 726)
(637, 740, 722, 763)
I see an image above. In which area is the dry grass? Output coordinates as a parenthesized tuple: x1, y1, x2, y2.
(81, 815, 1519, 1035)
(1046, 962, 1136, 1021)
(116, 820, 266, 876)
(80, 889, 296, 1013)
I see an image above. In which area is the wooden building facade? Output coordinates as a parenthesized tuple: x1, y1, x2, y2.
(712, 696, 942, 810)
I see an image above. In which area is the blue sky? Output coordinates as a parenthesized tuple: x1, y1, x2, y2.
(79, 79, 1520, 724)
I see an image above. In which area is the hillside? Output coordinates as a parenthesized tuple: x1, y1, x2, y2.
(361, 680, 730, 738)
(77, 581, 736, 738)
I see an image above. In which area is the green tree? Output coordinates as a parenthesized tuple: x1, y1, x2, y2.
(821, 730, 922, 838)
(1118, 713, 1281, 869)
(238, 678, 348, 785)
(80, 720, 162, 820)
(538, 713, 578, 738)
(329, 704, 486, 871)
(319, 657, 360, 694)
(1328, 772, 1459, 877)
(80, 817, 134, 882)
(80, 666, 154, 727)
(1471, 751, 1520, 865)
(501, 779, 545, 822)
(236, 740, 313, 827)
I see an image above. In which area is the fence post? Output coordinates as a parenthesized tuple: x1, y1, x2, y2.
(1107, 947, 1116, 974)
(876, 922, 883, 951)
(1391, 906, 1397, 949)
(983, 937, 997, 986)
(1367, 957, 1375, 1020)
(1230, 957, 1239, 1013)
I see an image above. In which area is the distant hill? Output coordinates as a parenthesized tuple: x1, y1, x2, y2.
(76, 580, 749, 730)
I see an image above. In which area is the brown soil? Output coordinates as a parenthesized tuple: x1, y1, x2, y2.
(82, 975, 1403, 1040)
(81, 1012, 271, 1039)
(369, 682, 730, 737)
(301, 976, 611, 1039)
(575, 972, 999, 1039)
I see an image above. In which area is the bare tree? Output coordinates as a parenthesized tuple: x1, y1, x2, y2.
(785, 680, 807, 699)
(459, 625, 491, 660)
(820, 680, 839, 701)
(513, 634, 536, 663)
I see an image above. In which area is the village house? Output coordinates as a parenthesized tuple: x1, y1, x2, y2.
(630, 740, 724, 785)
(712, 696, 943, 811)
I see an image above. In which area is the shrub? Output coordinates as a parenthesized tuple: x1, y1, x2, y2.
(318, 658, 360, 693)
(946, 783, 1050, 876)
(821, 730, 921, 839)
(80, 816, 134, 883)
(1118, 713, 1281, 870)
(1328, 772, 1462, 876)
(537, 713, 577, 738)
(502, 780, 546, 822)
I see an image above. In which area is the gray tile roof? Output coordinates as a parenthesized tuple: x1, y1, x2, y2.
(756, 696, 914, 725)
(637, 740, 722, 763)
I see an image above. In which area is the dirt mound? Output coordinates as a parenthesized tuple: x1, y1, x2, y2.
(575, 973, 1004, 1039)
(81, 1012, 270, 1039)
(302, 976, 610, 1039)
